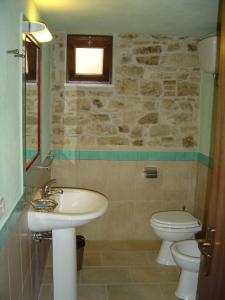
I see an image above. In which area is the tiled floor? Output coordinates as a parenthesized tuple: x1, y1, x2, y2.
(38, 241, 179, 300)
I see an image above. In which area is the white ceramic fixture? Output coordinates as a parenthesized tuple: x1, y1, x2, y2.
(28, 188, 108, 300)
(150, 211, 201, 265)
(197, 36, 218, 74)
(171, 240, 200, 300)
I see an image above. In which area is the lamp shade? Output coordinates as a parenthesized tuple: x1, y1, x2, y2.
(197, 36, 218, 74)
(23, 21, 53, 43)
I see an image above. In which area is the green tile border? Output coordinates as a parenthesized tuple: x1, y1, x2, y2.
(51, 150, 212, 166)
(0, 194, 26, 251)
(198, 152, 213, 167)
(52, 150, 200, 161)
(26, 149, 38, 160)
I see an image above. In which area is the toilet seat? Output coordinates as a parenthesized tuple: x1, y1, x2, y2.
(150, 211, 200, 229)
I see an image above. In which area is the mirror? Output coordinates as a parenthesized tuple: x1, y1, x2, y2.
(24, 34, 41, 170)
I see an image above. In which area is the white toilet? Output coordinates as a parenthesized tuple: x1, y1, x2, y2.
(171, 239, 201, 300)
(150, 211, 201, 265)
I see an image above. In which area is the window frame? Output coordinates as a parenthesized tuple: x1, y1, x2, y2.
(67, 34, 113, 84)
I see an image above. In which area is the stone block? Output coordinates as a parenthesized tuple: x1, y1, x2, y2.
(87, 124, 117, 135)
(134, 46, 161, 54)
(63, 115, 78, 125)
(93, 99, 104, 108)
(161, 54, 198, 67)
(149, 125, 171, 137)
(88, 91, 113, 97)
(97, 137, 129, 145)
(188, 44, 197, 52)
(64, 90, 85, 97)
(116, 79, 138, 95)
(136, 56, 159, 65)
(178, 82, 199, 96)
(119, 33, 138, 39)
(143, 101, 156, 110)
(167, 43, 181, 51)
(108, 100, 129, 110)
(182, 135, 195, 147)
(117, 65, 144, 77)
(138, 113, 158, 124)
(132, 139, 144, 146)
(90, 114, 110, 122)
(131, 127, 143, 138)
(140, 81, 162, 96)
(118, 125, 130, 133)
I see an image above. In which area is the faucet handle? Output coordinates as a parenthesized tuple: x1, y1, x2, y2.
(46, 179, 56, 186)
(42, 179, 57, 193)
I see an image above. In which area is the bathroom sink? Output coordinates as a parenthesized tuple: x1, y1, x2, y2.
(28, 187, 109, 300)
(28, 188, 108, 231)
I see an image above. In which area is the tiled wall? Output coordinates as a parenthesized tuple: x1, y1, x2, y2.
(0, 163, 51, 300)
(0, 207, 50, 300)
(52, 160, 197, 240)
(51, 32, 200, 151)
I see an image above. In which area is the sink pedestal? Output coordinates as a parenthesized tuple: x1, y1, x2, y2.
(52, 228, 77, 300)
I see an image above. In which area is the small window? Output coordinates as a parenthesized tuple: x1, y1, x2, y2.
(67, 34, 113, 84)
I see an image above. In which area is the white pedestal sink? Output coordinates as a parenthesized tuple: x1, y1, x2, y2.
(28, 188, 108, 300)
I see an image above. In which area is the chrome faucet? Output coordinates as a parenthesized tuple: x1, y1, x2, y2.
(41, 179, 63, 198)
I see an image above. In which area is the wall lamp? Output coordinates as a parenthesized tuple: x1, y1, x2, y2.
(23, 21, 53, 43)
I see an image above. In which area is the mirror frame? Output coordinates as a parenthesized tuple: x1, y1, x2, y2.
(25, 34, 41, 171)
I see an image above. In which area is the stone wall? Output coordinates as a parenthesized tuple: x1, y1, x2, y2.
(26, 83, 38, 150)
(51, 33, 200, 151)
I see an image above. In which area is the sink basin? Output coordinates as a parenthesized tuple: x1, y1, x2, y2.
(28, 188, 108, 231)
(28, 187, 108, 300)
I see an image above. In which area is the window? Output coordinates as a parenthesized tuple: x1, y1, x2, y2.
(67, 34, 113, 84)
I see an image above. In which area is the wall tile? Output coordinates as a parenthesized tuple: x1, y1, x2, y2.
(54, 160, 197, 240)
(104, 161, 137, 202)
(7, 226, 23, 300)
(0, 245, 10, 300)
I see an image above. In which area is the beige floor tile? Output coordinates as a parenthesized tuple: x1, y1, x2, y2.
(160, 283, 178, 300)
(78, 285, 107, 300)
(22, 272, 33, 300)
(145, 250, 161, 267)
(83, 252, 102, 266)
(0, 246, 10, 300)
(85, 240, 130, 252)
(45, 248, 52, 268)
(131, 266, 179, 283)
(42, 268, 53, 285)
(85, 240, 160, 252)
(38, 284, 53, 300)
(124, 240, 161, 251)
(79, 267, 133, 284)
(101, 251, 148, 266)
(7, 231, 23, 300)
(107, 284, 164, 300)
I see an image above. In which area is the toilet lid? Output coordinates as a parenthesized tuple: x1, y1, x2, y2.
(150, 211, 200, 228)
